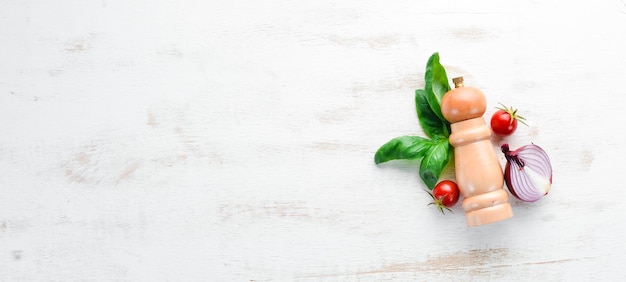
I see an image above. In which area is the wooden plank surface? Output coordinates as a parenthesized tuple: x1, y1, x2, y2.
(1, 0, 626, 281)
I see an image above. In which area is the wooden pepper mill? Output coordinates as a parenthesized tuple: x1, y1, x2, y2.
(441, 77, 513, 226)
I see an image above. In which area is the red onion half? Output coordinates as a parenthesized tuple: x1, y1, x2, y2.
(501, 144, 553, 202)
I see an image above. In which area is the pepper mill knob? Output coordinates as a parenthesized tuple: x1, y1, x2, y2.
(452, 76, 464, 87)
(441, 77, 513, 226)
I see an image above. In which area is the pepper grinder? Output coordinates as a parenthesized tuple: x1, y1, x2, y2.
(441, 77, 513, 226)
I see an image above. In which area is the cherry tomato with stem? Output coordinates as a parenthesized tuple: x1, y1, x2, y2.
(428, 180, 460, 214)
(490, 104, 527, 137)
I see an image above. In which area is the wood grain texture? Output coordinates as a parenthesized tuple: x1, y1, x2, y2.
(1, 0, 626, 281)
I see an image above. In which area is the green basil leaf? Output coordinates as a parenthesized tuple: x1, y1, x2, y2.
(419, 138, 453, 189)
(424, 52, 451, 123)
(415, 89, 446, 138)
(374, 136, 433, 164)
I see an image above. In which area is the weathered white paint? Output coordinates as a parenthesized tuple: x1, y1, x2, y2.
(1, 0, 626, 281)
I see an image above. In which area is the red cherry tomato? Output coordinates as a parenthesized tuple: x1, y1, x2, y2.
(429, 180, 460, 214)
(490, 104, 527, 137)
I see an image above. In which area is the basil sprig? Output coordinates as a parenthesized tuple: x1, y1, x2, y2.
(374, 52, 453, 190)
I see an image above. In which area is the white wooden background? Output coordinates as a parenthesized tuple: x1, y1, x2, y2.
(2, 1, 626, 281)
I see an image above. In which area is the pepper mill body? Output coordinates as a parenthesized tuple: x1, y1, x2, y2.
(441, 77, 513, 226)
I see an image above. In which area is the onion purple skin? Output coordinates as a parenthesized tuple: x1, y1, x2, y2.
(502, 144, 553, 202)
